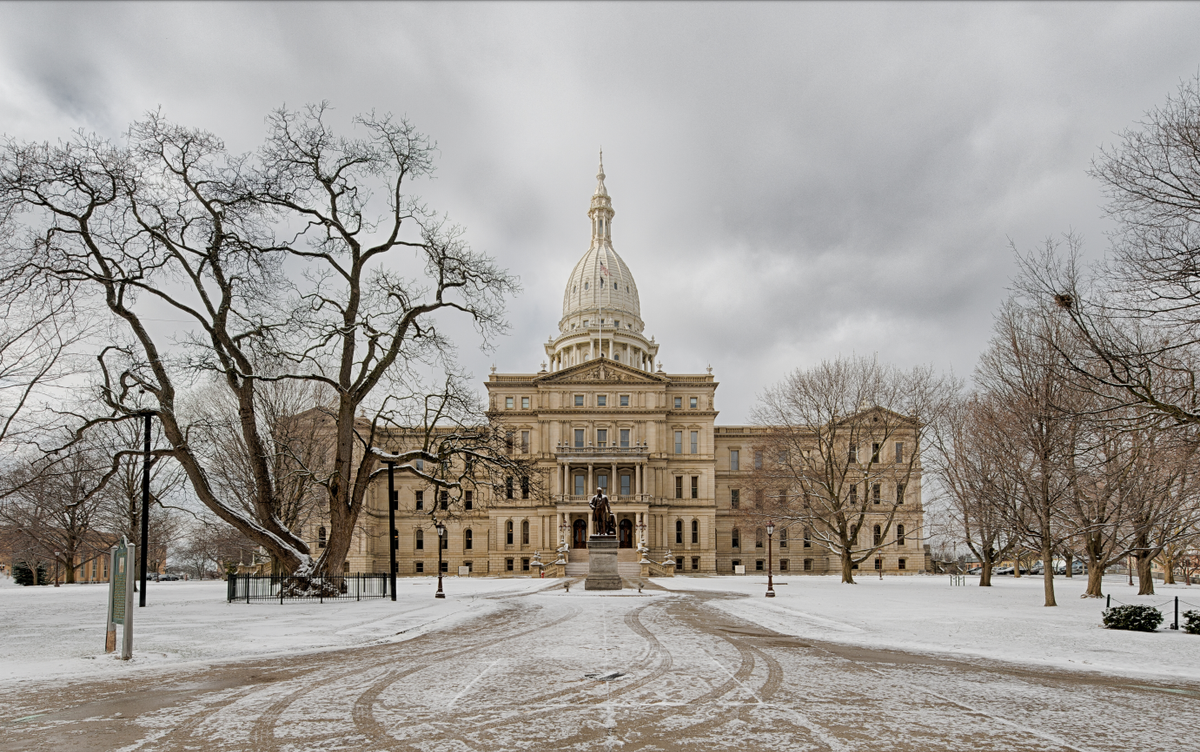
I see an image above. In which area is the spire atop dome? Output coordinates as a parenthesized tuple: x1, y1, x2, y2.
(588, 150, 614, 245)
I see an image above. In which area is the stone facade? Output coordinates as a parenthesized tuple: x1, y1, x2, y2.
(323, 156, 927, 577)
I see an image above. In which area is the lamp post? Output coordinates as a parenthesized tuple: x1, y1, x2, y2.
(766, 520, 776, 597)
(54, 551, 60, 587)
(435, 520, 446, 598)
(387, 461, 397, 602)
(139, 412, 151, 607)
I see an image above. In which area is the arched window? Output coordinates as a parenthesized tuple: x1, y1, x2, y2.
(506, 520, 514, 545)
(464, 528, 473, 550)
(804, 528, 812, 548)
(415, 529, 424, 550)
(896, 524, 905, 546)
(756, 528, 764, 548)
(779, 527, 788, 548)
(732, 528, 740, 548)
(318, 526, 327, 548)
(873, 525, 882, 546)
(675, 519, 683, 545)
(691, 519, 699, 544)
(521, 520, 529, 545)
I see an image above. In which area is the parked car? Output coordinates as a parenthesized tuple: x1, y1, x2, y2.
(994, 566, 1014, 575)
(1029, 564, 1044, 575)
(156, 574, 181, 581)
(967, 566, 982, 575)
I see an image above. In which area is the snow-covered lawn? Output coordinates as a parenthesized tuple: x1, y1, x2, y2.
(655, 573, 1200, 683)
(0, 575, 556, 686)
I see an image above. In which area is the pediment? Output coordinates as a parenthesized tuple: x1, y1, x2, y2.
(536, 358, 666, 384)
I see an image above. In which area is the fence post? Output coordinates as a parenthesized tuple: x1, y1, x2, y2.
(1174, 596, 1179, 630)
(227, 573, 234, 603)
(1106, 594, 1111, 609)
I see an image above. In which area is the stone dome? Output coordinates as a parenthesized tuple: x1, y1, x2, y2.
(559, 154, 644, 334)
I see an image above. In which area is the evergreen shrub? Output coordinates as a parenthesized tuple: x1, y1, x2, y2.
(1182, 610, 1200, 635)
(1102, 604, 1163, 632)
(13, 561, 46, 586)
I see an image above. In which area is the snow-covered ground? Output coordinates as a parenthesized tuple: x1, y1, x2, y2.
(4, 572, 1199, 691)
(0, 575, 557, 686)
(655, 573, 1200, 683)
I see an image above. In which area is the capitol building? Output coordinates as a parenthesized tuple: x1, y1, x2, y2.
(342, 158, 927, 578)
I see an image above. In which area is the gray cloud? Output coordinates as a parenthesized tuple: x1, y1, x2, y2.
(2, 1, 1198, 421)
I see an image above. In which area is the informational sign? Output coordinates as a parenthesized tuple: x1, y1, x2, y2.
(734, 565, 746, 575)
(105, 537, 136, 659)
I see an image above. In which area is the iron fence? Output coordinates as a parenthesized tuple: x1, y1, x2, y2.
(226, 573, 390, 603)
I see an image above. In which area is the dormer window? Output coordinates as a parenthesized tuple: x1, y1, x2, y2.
(614, 320, 620, 328)
(584, 281, 589, 290)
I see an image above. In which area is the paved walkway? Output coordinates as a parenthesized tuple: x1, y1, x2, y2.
(3, 586, 1197, 751)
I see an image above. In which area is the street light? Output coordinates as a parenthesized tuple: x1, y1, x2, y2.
(54, 551, 61, 587)
(435, 520, 446, 599)
(765, 520, 776, 598)
(139, 412, 152, 607)
(387, 461, 397, 602)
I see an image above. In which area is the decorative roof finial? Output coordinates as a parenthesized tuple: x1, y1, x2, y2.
(593, 147, 608, 198)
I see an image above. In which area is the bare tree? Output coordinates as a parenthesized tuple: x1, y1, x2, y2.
(0, 106, 520, 576)
(750, 355, 953, 583)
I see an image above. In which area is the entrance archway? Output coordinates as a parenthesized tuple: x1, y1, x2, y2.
(619, 518, 633, 548)
(573, 518, 587, 549)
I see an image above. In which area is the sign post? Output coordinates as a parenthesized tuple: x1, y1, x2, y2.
(105, 536, 136, 660)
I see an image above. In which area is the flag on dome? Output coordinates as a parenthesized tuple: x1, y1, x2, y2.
(600, 263, 610, 277)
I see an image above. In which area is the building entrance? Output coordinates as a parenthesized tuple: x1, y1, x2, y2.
(573, 519, 587, 549)
(619, 518, 633, 548)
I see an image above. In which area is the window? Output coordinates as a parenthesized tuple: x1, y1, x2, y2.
(895, 442, 904, 463)
(730, 489, 740, 509)
(691, 476, 699, 499)
(780, 559, 788, 572)
(465, 490, 473, 510)
(896, 524, 905, 546)
(521, 431, 530, 453)
(620, 428, 630, 448)
(875, 558, 882, 570)
(441, 531, 448, 550)
(779, 528, 788, 548)
(417, 459, 424, 472)
(522, 520, 530, 545)
(620, 394, 630, 407)
(732, 559, 741, 570)
(873, 484, 881, 504)
(873, 524, 882, 546)
(691, 519, 699, 544)
(871, 443, 880, 463)
(675, 476, 683, 499)
(804, 558, 813, 571)
(597, 429, 608, 447)
(505, 396, 514, 409)
(575, 394, 585, 407)
(506, 520, 514, 545)
(440, 490, 449, 510)
(673, 396, 682, 409)
(732, 528, 740, 548)
(898, 558, 907, 570)
(691, 557, 699, 571)
(674, 431, 683, 454)
(690, 430, 698, 454)
(521, 476, 530, 499)
(506, 431, 514, 453)
(730, 450, 739, 471)
(415, 529, 424, 550)
(597, 395, 607, 407)
(465, 529, 473, 550)
(503, 474, 514, 498)
(804, 528, 812, 548)
(848, 445, 857, 463)
(416, 561, 424, 573)
(754, 451, 763, 469)
(756, 528, 764, 548)
(522, 558, 530, 571)
(574, 474, 585, 496)
(689, 397, 698, 409)
(756, 560, 764, 571)
(506, 558, 514, 571)
(897, 483, 905, 505)
(620, 474, 631, 495)
(848, 484, 857, 504)
(598, 474, 608, 492)
(522, 396, 530, 409)
(676, 519, 683, 544)
(574, 429, 584, 448)
(318, 526, 327, 548)
(755, 489, 764, 508)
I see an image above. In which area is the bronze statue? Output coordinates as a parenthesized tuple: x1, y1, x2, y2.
(589, 487, 615, 536)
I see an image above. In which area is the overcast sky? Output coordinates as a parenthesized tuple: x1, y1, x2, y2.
(3, 2, 1198, 422)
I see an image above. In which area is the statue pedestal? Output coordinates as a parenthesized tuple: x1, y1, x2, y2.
(584, 536, 621, 590)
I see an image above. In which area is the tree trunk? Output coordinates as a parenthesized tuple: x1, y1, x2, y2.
(1162, 554, 1176, 585)
(1013, 552, 1022, 578)
(841, 548, 855, 584)
(1042, 539, 1057, 607)
(1064, 552, 1073, 579)
(1085, 559, 1104, 597)
(1136, 549, 1155, 596)
(980, 558, 993, 587)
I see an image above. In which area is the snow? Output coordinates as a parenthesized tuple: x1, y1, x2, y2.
(4, 571, 1199, 691)
(0, 575, 558, 686)
(653, 574, 1200, 683)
